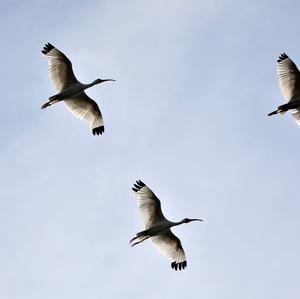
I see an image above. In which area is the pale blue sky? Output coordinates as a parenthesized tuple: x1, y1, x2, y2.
(1, 1, 300, 298)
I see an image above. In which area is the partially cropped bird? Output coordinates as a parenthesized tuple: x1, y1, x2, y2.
(268, 53, 300, 126)
(130, 180, 202, 271)
(41, 42, 114, 135)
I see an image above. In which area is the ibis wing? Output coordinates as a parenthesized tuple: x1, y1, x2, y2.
(277, 53, 300, 102)
(64, 92, 104, 135)
(132, 180, 165, 229)
(291, 108, 300, 127)
(42, 43, 78, 92)
(151, 229, 187, 271)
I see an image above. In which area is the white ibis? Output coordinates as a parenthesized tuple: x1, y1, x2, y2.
(41, 43, 114, 135)
(130, 180, 202, 271)
(268, 53, 300, 126)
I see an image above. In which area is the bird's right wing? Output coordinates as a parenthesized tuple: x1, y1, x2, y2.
(42, 43, 78, 92)
(132, 180, 166, 229)
(151, 229, 187, 271)
(277, 53, 300, 102)
(64, 92, 104, 135)
(291, 109, 300, 127)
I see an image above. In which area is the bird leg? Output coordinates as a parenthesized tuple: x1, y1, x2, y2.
(268, 102, 300, 116)
(41, 99, 61, 109)
(129, 234, 150, 247)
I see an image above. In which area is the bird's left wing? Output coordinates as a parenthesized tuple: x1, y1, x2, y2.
(132, 180, 166, 229)
(277, 53, 300, 102)
(64, 92, 104, 135)
(151, 229, 187, 271)
(42, 43, 78, 92)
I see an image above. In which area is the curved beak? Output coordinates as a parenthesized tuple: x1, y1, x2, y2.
(100, 79, 115, 83)
(191, 218, 203, 222)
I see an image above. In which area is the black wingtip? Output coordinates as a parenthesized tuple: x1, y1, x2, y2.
(132, 180, 146, 192)
(42, 42, 54, 55)
(171, 261, 187, 271)
(277, 53, 289, 63)
(92, 126, 104, 136)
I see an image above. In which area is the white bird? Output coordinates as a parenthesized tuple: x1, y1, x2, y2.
(268, 53, 300, 126)
(41, 43, 115, 135)
(130, 180, 202, 271)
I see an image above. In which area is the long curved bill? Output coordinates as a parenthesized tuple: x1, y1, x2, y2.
(191, 218, 203, 222)
(100, 79, 115, 83)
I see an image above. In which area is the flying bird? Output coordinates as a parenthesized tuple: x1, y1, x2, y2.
(130, 180, 202, 271)
(41, 43, 114, 135)
(268, 53, 300, 126)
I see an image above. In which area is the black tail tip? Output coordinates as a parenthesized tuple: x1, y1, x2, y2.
(92, 126, 104, 135)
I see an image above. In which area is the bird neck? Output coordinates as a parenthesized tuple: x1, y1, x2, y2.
(84, 81, 97, 89)
(171, 219, 185, 227)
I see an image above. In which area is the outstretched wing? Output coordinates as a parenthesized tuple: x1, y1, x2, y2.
(277, 53, 300, 102)
(132, 180, 166, 229)
(291, 109, 300, 127)
(64, 92, 104, 135)
(151, 229, 187, 271)
(42, 43, 78, 92)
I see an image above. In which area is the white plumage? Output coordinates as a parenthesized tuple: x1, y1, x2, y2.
(268, 53, 300, 126)
(130, 180, 202, 271)
(41, 43, 114, 135)
(277, 53, 300, 102)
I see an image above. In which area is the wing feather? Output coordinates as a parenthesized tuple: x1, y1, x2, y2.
(64, 93, 104, 135)
(42, 43, 78, 92)
(277, 53, 300, 102)
(291, 108, 300, 127)
(132, 180, 165, 229)
(151, 230, 187, 271)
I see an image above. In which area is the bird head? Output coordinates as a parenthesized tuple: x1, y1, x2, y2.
(94, 78, 115, 85)
(182, 218, 203, 224)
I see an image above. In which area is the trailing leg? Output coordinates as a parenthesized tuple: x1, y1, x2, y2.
(268, 102, 300, 116)
(129, 230, 150, 247)
(41, 98, 61, 109)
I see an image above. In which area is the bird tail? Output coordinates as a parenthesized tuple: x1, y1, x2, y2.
(268, 104, 289, 116)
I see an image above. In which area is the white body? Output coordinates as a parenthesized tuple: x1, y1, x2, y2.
(130, 180, 202, 271)
(41, 43, 110, 135)
(270, 53, 300, 126)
